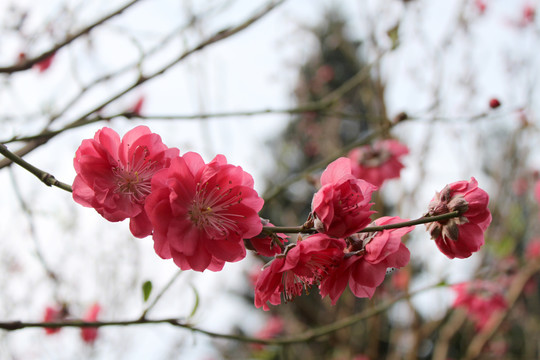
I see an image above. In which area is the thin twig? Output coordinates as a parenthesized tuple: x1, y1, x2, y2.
(261, 211, 460, 235)
(0, 282, 444, 344)
(8, 168, 60, 283)
(0, 0, 142, 73)
(140, 270, 183, 320)
(0, 143, 72, 192)
(263, 129, 383, 203)
(0, 0, 285, 170)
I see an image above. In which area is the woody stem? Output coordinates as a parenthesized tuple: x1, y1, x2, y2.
(261, 211, 460, 235)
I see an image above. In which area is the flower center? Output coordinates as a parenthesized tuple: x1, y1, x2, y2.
(360, 147, 391, 167)
(112, 146, 157, 202)
(188, 181, 244, 237)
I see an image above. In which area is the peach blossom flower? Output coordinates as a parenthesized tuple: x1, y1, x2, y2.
(348, 139, 409, 187)
(319, 216, 412, 304)
(145, 152, 263, 272)
(73, 126, 179, 237)
(312, 157, 376, 238)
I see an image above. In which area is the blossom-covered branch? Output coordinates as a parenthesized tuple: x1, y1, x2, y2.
(262, 211, 461, 235)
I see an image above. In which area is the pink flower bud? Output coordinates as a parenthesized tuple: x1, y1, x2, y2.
(425, 178, 491, 259)
(489, 98, 501, 109)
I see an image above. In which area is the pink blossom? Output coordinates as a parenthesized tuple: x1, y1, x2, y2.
(320, 216, 412, 305)
(523, 5, 536, 24)
(347, 139, 409, 187)
(129, 95, 145, 116)
(252, 316, 284, 350)
(315, 64, 335, 83)
(512, 177, 528, 196)
(144, 152, 264, 272)
(73, 126, 179, 238)
(475, 0, 486, 15)
(246, 219, 288, 257)
(312, 157, 377, 238)
(81, 303, 101, 344)
(43, 305, 64, 335)
(34, 53, 55, 73)
(526, 239, 540, 260)
(535, 180, 540, 204)
(425, 177, 491, 259)
(452, 281, 507, 330)
(254, 234, 346, 310)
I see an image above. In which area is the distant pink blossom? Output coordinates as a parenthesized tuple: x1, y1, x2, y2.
(512, 4, 536, 28)
(319, 216, 412, 305)
(535, 180, 540, 204)
(145, 152, 264, 272)
(512, 177, 528, 196)
(254, 234, 345, 310)
(34, 53, 55, 73)
(73, 126, 179, 238)
(452, 281, 507, 330)
(312, 157, 377, 238)
(522, 4, 536, 24)
(81, 303, 101, 344)
(391, 268, 410, 291)
(252, 316, 284, 350)
(246, 220, 288, 257)
(315, 64, 335, 83)
(347, 139, 409, 187)
(43, 305, 64, 335)
(425, 177, 491, 259)
(526, 239, 540, 260)
(475, 0, 486, 15)
(129, 95, 145, 116)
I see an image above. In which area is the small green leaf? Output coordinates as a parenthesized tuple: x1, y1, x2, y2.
(142, 280, 153, 302)
(189, 285, 200, 319)
(387, 23, 400, 50)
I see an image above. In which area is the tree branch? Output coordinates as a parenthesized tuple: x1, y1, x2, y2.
(0, 0, 142, 73)
(0, 143, 72, 192)
(463, 259, 540, 360)
(261, 211, 460, 235)
(0, 0, 285, 170)
(0, 282, 443, 344)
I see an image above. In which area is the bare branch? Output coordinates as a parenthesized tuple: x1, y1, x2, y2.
(0, 281, 442, 345)
(0, 143, 72, 192)
(0, 0, 286, 170)
(0, 0, 143, 73)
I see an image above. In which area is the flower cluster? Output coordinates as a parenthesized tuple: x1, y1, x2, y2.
(73, 128, 492, 310)
(452, 281, 507, 330)
(255, 158, 413, 310)
(73, 127, 264, 272)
